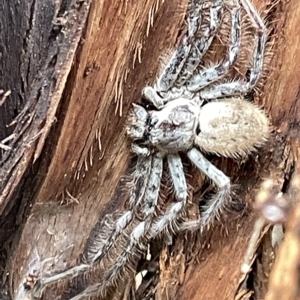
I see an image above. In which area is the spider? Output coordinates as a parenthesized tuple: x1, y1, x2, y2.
(93, 0, 269, 280)
(30, 0, 269, 299)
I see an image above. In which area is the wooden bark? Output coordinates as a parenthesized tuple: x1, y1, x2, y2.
(0, 0, 299, 300)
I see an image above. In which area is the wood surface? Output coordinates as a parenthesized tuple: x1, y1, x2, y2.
(0, 0, 299, 299)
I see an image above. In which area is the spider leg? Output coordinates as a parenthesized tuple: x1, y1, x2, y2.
(32, 264, 91, 298)
(31, 156, 153, 298)
(156, 0, 224, 92)
(31, 211, 124, 298)
(187, 0, 241, 92)
(199, 0, 266, 99)
(167, 154, 188, 203)
(68, 153, 164, 300)
(68, 155, 188, 300)
(186, 147, 231, 228)
(175, 0, 224, 87)
(147, 154, 188, 238)
(241, 0, 266, 87)
(91, 155, 153, 264)
(156, 36, 191, 93)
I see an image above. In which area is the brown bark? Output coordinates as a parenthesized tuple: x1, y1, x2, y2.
(0, 0, 186, 298)
(0, 0, 299, 300)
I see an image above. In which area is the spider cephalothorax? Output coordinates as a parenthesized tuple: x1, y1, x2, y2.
(127, 97, 201, 153)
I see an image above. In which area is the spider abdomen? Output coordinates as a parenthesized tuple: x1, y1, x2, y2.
(196, 98, 269, 157)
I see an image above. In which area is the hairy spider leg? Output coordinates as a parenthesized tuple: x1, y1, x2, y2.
(147, 154, 190, 238)
(183, 147, 231, 230)
(69, 153, 189, 300)
(175, 0, 224, 87)
(32, 264, 90, 298)
(156, 0, 224, 92)
(187, 0, 241, 91)
(155, 36, 191, 93)
(199, 0, 266, 99)
(187, 0, 203, 37)
(91, 155, 153, 264)
(31, 157, 154, 298)
(167, 154, 188, 204)
(68, 153, 164, 300)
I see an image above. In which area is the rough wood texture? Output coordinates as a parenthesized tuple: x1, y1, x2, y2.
(0, 0, 299, 299)
(0, 0, 186, 299)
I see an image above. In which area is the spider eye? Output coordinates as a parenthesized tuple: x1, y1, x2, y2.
(244, 91, 254, 102)
(144, 102, 156, 110)
(148, 117, 158, 131)
(141, 99, 157, 111)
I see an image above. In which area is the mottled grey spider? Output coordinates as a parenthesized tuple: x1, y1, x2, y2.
(94, 0, 269, 282)
(29, 0, 269, 299)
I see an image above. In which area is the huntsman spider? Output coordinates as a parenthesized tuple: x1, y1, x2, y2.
(30, 0, 269, 299)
